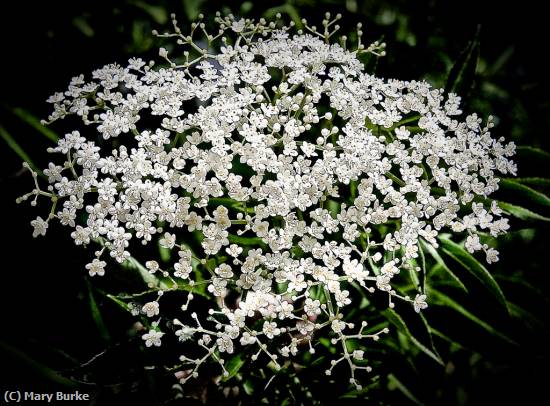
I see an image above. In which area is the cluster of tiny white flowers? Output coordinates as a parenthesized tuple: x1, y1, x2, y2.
(18, 12, 515, 389)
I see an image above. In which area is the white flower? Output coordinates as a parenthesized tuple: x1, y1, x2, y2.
(128, 57, 145, 70)
(335, 289, 352, 307)
(226, 244, 243, 257)
(174, 260, 192, 279)
(85, 258, 106, 277)
(352, 350, 364, 360)
(304, 298, 321, 317)
(175, 326, 195, 342)
(380, 261, 399, 276)
(127, 302, 141, 316)
(31, 216, 48, 238)
(185, 212, 202, 231)
(216, 335, 234, 354)
(331, 319, 346, 334)
(231, 18, 246, 33)
(413, 294, 428, 313)
(240, 331, 256, 345)
(278, 301, 294, 319)
(70, 225, 89, 245)
(44, 163, 63, 183)
(215, 263, 233, 278)
(343, 258, 368, 281)
(486, 248, 499, 264)
(159, 232, 176, 249)
(376, 274, 392, 292)
(296, 320, 315, 335)
(145, 261, 159, 273)
(252, 221, 269, 238)
(142, 301, 160, 317)
(465, 234, 482, 253)
(158, 47, 168, 58)
(142, 330, 164, 347)
(262, 321, 281, 339)
(57, 207, 76, 227)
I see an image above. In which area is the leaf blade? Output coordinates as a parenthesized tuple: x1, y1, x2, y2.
(499, 201, 550, 222)
(439, 237, 508, 312)
(499, 178, 550, 208)
(86, 279, 111, 343)
(222, 353, 245, 382)
(516, 145, 550, 162)
(383, 308, 444, 366)
(388, 374, 424, 406)
(445, 26, 480, 95)
(512, 177, 550, 188)
(419, 238, 468, 292)
(11, 107, 59, 143)
(0, 124, 39, 173)
(428, 289, 516, 345)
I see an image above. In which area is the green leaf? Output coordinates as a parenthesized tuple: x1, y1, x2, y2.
(264, 4, 303, 29)
(326, 199, 340, 217)
(516, 145, 550, 162)
(122, 255, 170, 290)
(388, 374, 424, 405)
(419, 239, 467, 292)
(445, 26, 480, 95)
(86, 279, 111, 342)
(183, 0, 206, 21)
(486, 46, 514, 76)
(207, 197, 237, 206)
(418, 240, 427, 292)
(72, 17, 94, 37)
(243, 378, 255, 395)
(439, 236, 508, 312)
(388, 114, 421, 131)
(428, 289, 516, 345)
(222, 353, 245, 382)
(348, 180, 358, 199)
(499, 178, 550, 208)
(120, 252, 211, 296)
(0, 340, 77, 387)
(429, 327, 470, 352)
(240, 2, 253, 14)
(105, 293, 132, 313)
(383, 308, 444, 366)
(319, 337, 337, 354)
(512, 177, 550, 188)
(11, 107, 59, 143)
(310, 355, 327, 367)
(418, 312, 440, 359)
(499, 201, 550, 222)
(158, 243, 171, 262)
(119, 257, 210, 300)
(0, 124, 39, 173)
(228, 233, 267, 248)
(507, 301, 550, 333)
(132, 1, 168, 24)
(496, 274, 550, 303)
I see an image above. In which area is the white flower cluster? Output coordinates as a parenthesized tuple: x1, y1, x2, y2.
(18, 12, 515, 389)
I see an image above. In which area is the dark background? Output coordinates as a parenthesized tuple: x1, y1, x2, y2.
(1, 1, 549, 404)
